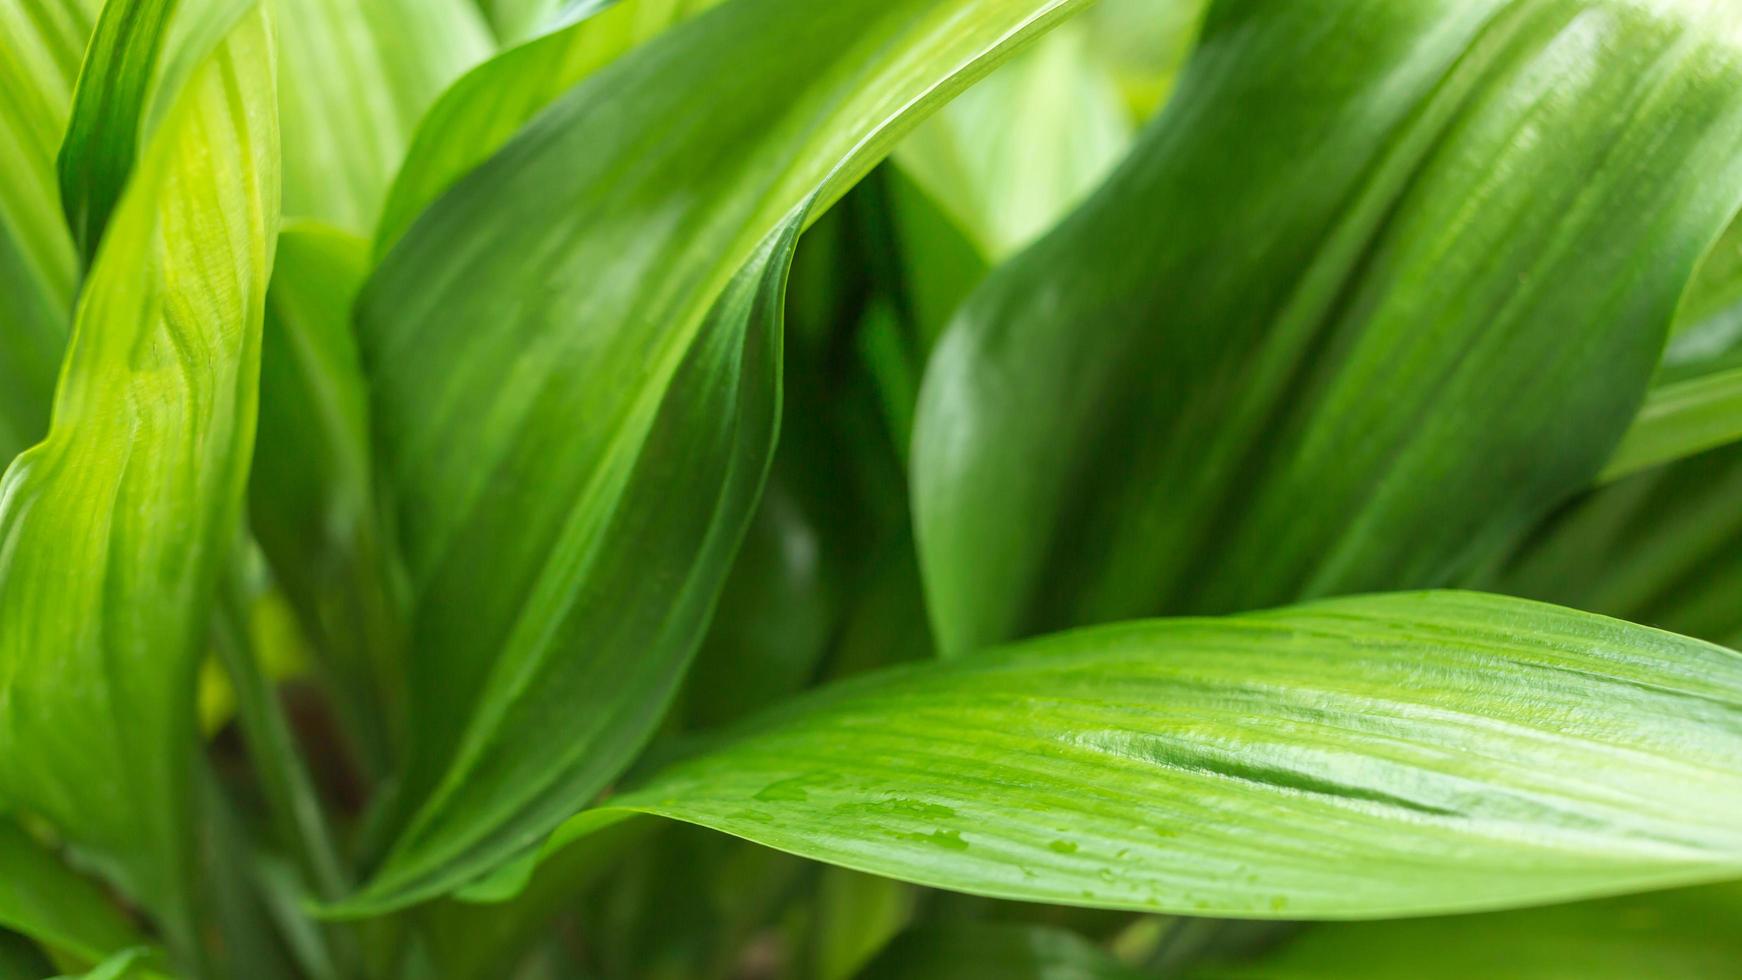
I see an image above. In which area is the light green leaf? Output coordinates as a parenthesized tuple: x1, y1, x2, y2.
(1084, 0, 1207, 118)
(1600, 364, 1742, 481)
(0, 0, 99, 461)
(894, 20, 1132, 260)
(859, 922, 1139, 980)
(340, 0, 1092, 914)
(373, 0, 718, 255)
(0, 5, 277, 948)
(1191, 883, 1742, 979)
(911, 0, 1742, 656)
(271, 0, 489, 231)
(542, 592, 1742, 919)
(48, 948, 149, 980)
(0, 821, 151, 967)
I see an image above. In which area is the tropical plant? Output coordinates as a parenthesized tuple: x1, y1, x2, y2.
(3, 0, 1742, 976)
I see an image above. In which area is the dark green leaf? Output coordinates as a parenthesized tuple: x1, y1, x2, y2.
(859, 922, 1140, 980)
(911, 0, 1742, 655)
(0, 821, 151, 967)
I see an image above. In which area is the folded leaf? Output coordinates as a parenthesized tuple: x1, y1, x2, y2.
(343, 0, 1092, 913)
(373, 0, 717, 254)
(860, 922, 1138, 980)
(0, 5, 277, 947)
(56, 0, 257, 262)
(271, 0, 489, 231)
(0, 0, 99, 460)
(911, 0, 1742, 655)
(0, 821, 151, 967)
(1190, 883, 1742, 979)
(543, 592, 1742, 919)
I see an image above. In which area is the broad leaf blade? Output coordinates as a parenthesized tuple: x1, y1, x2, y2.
(0, 0, 99, 460)
(0, 6, 277, 946)
(272, 0, 489, 231)
(911, 0, 1742, 655)
(0, 821, 151, 967)
(343, 0, 1092, 913)
(1600, 364, 1742, 481)
(561, 592, 1742, 919)
(373, 0, 717, 255)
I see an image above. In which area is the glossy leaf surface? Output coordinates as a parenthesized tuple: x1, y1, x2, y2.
(552, 593, 1742, 919)
(271, 0, 489, 231)
(343, 0, 1093, 914)
(912, 0, 1742, 655)
(0, 0, 98, 460)
(0, 5, 277, 941)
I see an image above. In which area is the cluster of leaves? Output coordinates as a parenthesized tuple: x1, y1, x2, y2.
(3, 0, 1742, 976)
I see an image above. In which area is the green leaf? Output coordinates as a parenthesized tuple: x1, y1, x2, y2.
(0, 931, 54, 980)
(271, 0, 489, 231)
(250, 222, 400, 769)
(373, 0, 718, 255)
(0, 0, 99, 460)
(1190, 883, 1742, 979)
(911, 0, 1742, 656)
(340, 0, 1092, 915)
(0, 5, 277, 949)
(0, 821, 151, 967)
(1484, 439, 1742, 649)
(1599, 363, 1742, 481)
(541, 592, 1742, 919)
(48, 948, 149, 980)
(859, 922, 1140, 980)
(1083, 0, 1207, 118)
(55, 0, 257, 262)
(894, 20, 1132, 261)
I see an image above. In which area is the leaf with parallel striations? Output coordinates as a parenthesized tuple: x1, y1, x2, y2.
(911, 0, 1742, 656)
(338, 0, 1094, 914)
(0, 5, 277, 948)
(0, 0, 99, 461)
(538, 592, 1742, 919)
(374, 0, 718, 255)
(270, 0, 489, 231)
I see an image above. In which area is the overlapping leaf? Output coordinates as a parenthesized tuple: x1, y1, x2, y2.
(545, 592, 1742, 919)
(911, 0, 1742, 655)
(271, 0, 489, 231)
(341, 0, 1093, 913)
(861, 922, 1139, 980)
(374, 0, 718, 254)
(0, 0, 99, 461)
(0, 4, 277, 948)
(0, 821, 151, 969)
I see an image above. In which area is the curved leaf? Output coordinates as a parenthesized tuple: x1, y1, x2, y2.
(1191, 883, 1742, 979)
(0, 821, 150, 967)
(1600, 363, 1742, 481)
(271, 0, 489, 231)
(373, 0, 717, 254)
(0, 5, 277, 946)
(543, 592, 1742, 920)
(1486, 439, 1742, 649)
(341, 0, 1093, 914)
(0, 0, 99, 460)
(911, 0, 1742, 655)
